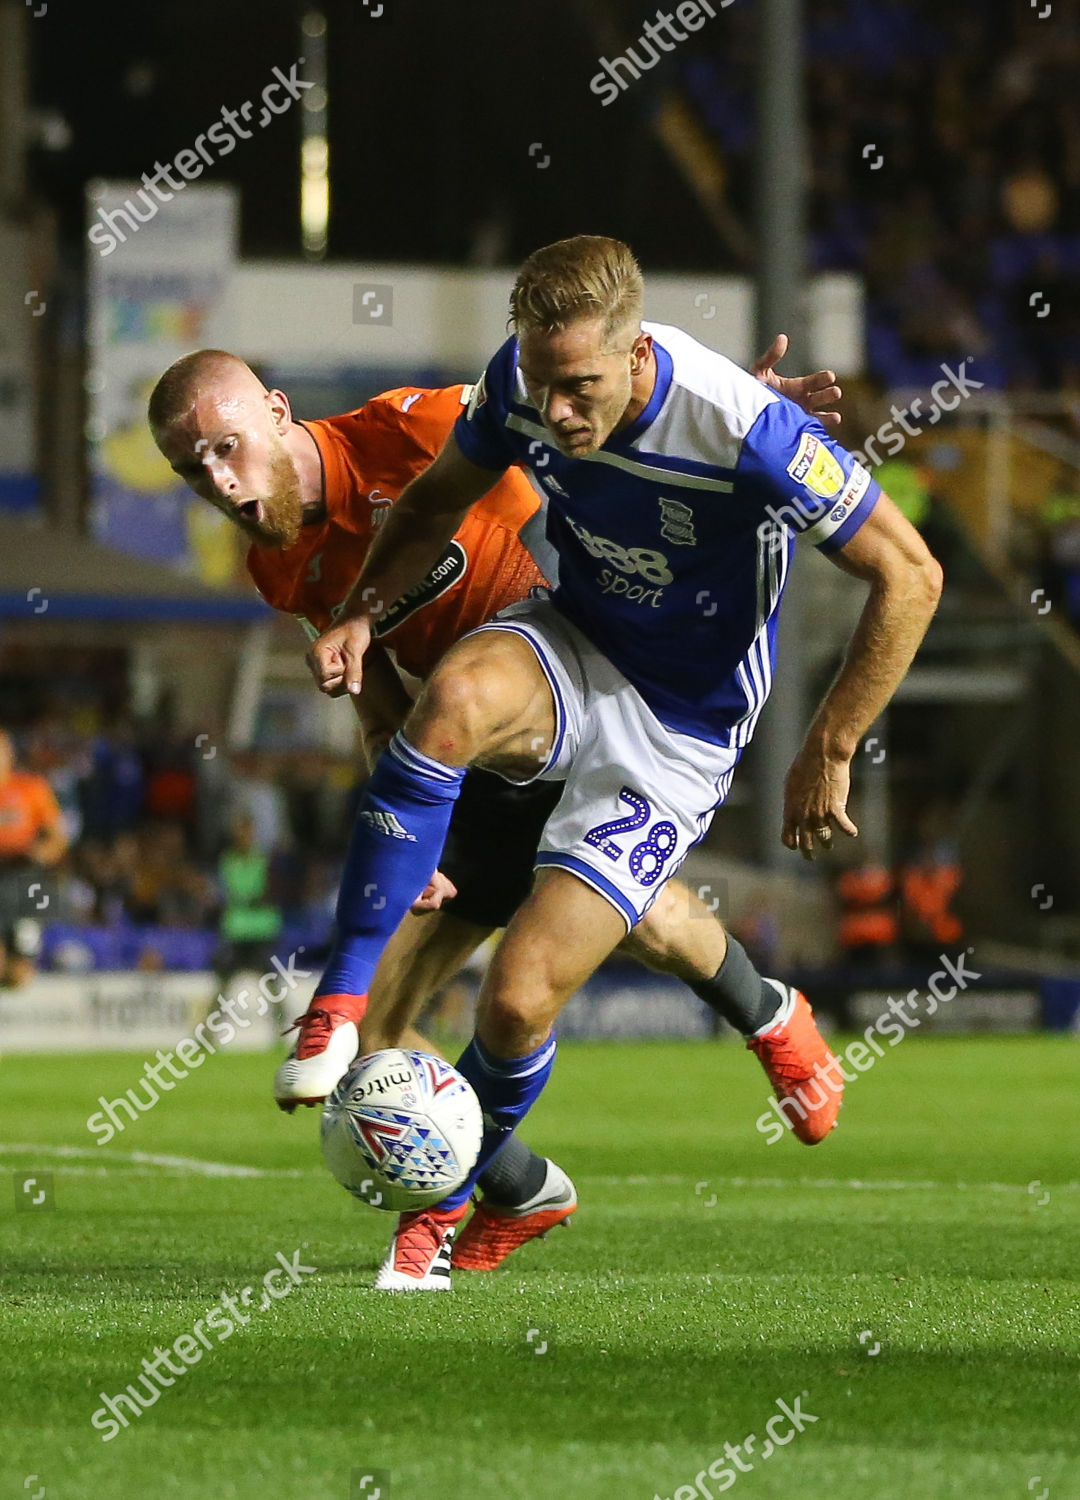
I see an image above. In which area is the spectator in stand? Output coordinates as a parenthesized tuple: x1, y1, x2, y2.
(0, 729, 69, 986)
(80, 831, 140, 926)
(1001, 156, 1060, 238)
(143, 755, 197, 827)
(82, 718, 145, 841)
(225, 749, 290, 856)
(836, 861, 900, 971)
(873, 459, 931, 532)
(900, 808, 964, 960)
(215, 814, 283, 982)
(121, 823, 215, 929)
(682, 0, 1076, 387)
(50, 850, 98, 928)
(121, 826, 169, 925)
(294, 854, 340, 946)
(154, 823, 217, 927)
(23, 722, 90, 846)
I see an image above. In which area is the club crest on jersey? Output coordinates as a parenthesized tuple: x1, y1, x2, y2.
(658, 497, 697, 547)
(787, 433, 844, 500)
(465, 373, 487, 420)
(368, 488, 393, 530)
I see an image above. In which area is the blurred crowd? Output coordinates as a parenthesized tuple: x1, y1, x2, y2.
(1, 706, 969, 986)
(1, 712, 358, 976)
(685, 0, 1080, 388)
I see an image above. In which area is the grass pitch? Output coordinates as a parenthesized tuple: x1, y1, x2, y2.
(1, 1035, 1078, 1500)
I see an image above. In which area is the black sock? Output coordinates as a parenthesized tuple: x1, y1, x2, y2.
(476, 1133, 549, 1208)
(690, 936, 783, 1037)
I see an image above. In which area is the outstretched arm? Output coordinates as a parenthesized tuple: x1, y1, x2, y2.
(782, 494, 943, 860)
(309, 433, 506, 699)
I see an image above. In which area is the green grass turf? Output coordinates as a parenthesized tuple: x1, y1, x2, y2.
(1, 1036, 1078, 1500)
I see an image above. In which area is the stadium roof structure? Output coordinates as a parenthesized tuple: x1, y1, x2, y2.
(4, 517, 269, 623)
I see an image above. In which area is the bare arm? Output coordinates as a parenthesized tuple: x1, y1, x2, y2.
(345, 643, 414, 773)
(310, 434, 506, 698)
(783, 494, 943, 860)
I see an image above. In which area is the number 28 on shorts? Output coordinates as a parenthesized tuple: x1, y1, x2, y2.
(584, 788, 678, 888)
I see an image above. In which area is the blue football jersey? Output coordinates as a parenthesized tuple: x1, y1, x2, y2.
(454, 321, 881, 747)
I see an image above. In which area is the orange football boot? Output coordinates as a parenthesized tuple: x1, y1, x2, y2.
(453, 1160, 577, 1271)
(748, 984, 842, 1144)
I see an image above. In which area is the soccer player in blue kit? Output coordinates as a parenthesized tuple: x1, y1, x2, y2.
(310, 235, 944, 1289)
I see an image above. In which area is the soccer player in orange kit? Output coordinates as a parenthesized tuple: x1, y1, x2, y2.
(0, 729, 68, 987)
(149, 342, 845, 1276)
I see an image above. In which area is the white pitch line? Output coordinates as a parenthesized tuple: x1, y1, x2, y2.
(585, 1173, 1080, 1194)
(0, 1143, 316, 1178)
(3, 1165, 292, 1180)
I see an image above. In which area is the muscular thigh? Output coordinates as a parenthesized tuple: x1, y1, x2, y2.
(404, 628, 557, 779)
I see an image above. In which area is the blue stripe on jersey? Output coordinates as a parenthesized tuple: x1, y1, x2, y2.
(454, 323, 880, 748)
(506, 414, 737, 490)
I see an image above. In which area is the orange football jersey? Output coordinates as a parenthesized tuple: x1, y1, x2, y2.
(247, 384, 547, 680)
(0, 772, 62, 860)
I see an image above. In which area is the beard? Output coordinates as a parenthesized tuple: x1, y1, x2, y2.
(240, 442, 305, 549)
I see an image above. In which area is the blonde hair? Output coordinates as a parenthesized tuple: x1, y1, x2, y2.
(509, 235, 644, 344)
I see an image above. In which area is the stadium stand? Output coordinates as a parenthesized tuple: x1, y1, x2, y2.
(681, 0, 1080, 388)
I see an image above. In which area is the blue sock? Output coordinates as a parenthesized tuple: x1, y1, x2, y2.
(438, 1032, 558, 1211)
(315, 733, 465, 999)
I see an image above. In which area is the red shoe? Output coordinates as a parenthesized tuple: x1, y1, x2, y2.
(748, 984, 842, 1145)
(273, 993, 367, 1112)
(373, 1202, 470, 1291)
(453, 1160, 577, 1271)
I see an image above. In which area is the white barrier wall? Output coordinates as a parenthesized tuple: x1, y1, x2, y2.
(0, 971, 317, 1053)
(206, 264, 865, 376)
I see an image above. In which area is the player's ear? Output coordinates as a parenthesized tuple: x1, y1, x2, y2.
(629, 330, 652, 376)
(266, 387, 292, 433)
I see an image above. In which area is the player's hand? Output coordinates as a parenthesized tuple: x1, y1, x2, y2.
(308, 615, 373, 697)
(782, 738, 859, 861)
(753, 334, 843, 431)
(410, 870, 459, 914)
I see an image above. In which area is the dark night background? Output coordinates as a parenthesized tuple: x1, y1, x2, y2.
(28, 0, 1080, 390)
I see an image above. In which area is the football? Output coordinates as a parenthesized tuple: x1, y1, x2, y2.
(320, 1048, 484, 1212)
